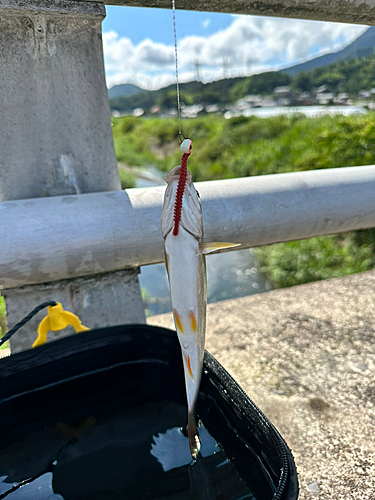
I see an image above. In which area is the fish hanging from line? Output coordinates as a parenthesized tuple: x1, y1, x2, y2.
(161, 138, 239, 460)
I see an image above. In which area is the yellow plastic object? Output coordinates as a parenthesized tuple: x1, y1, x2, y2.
(33, 302, 90, 348)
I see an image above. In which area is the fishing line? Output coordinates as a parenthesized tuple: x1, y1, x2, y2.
(171, 0, 192, 237)
(172, 0, 182, 138)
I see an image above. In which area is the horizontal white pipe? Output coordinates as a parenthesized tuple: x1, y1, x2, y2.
(1, 166, 375, 290)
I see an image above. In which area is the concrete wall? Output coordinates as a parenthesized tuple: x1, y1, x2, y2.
(0, 0, 120, 201)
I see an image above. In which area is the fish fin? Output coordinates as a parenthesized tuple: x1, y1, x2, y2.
(198, 242, 241, 255)
(188, 411, 201, 461)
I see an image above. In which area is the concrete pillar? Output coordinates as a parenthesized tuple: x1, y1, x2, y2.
(0, 0, 145, 349)
(0, 0, 121, 200)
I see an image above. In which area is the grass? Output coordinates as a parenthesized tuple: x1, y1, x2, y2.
(118, 168, 136, 189)
(0, 295, 8, 350)
(254, 230, 375, 288)
(112, 113, 375, 180)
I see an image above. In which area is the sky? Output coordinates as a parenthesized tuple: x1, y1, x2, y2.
(102, 6, 368, 90)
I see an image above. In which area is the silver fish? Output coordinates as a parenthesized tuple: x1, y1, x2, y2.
(161, 139, 239, 459)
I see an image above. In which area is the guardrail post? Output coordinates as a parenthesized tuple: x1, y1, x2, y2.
(0, 0, 145, 351)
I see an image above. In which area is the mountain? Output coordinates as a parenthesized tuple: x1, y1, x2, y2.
(108, 27, 375, 113)
(283, 26, 375, 76)
(109, 72, 290, 113)
(108, 83, 145, 99)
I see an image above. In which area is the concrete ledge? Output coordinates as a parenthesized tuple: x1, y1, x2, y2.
(148, 271, 375, 500)
(79, 0, 375, 25)
(0, 0, 105, 15)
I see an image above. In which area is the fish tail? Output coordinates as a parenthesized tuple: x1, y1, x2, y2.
(188, 410, 201, 460)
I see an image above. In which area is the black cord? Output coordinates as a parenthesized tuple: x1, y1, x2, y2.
(0, 301, 57, 347)
(179, 132, 188, 143)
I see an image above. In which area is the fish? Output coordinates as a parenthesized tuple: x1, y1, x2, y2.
(161, 139, 239, 459)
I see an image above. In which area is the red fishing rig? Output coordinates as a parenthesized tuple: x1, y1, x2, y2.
(171, 1, 193, 237)
(173, 138, 192, 236)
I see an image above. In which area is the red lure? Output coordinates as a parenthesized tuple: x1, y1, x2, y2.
(173, 140, 192, 236)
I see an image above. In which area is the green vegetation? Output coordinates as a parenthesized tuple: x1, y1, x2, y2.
(110, 54, 375, 113)
(290, 56, 375, 95)
(113, 112, 375, 180)
(113, 112, 375, 289)
(228, 72, 291, 100)
(110, 76, 248, 113)
(0, 295, 8, 350)
(118, 168, 136, 189)
(254, 230, 375, 288)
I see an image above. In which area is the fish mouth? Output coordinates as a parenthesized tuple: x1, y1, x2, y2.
(165, 166, 192, 185)
(188, 410, 201, 460)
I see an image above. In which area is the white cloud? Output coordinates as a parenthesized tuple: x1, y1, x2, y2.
(203, 19, 211, 29)
(103, 17, 367, 90)
(103, 31, 175, 73)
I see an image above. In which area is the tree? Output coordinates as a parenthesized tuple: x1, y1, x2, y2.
(293, 73, 311, 92)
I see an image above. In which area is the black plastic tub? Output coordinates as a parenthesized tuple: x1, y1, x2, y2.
(0, 324, 298, 500)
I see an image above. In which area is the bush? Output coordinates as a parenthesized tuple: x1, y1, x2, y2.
(118, 169, 136, 189)
(254, 230, 375, 289)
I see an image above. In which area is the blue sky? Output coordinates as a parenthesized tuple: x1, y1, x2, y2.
(103, 7, 233, 45)
(102, 6, 367, 90)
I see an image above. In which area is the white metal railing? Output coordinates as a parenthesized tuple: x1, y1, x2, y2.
(1, 165, 375, 290)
